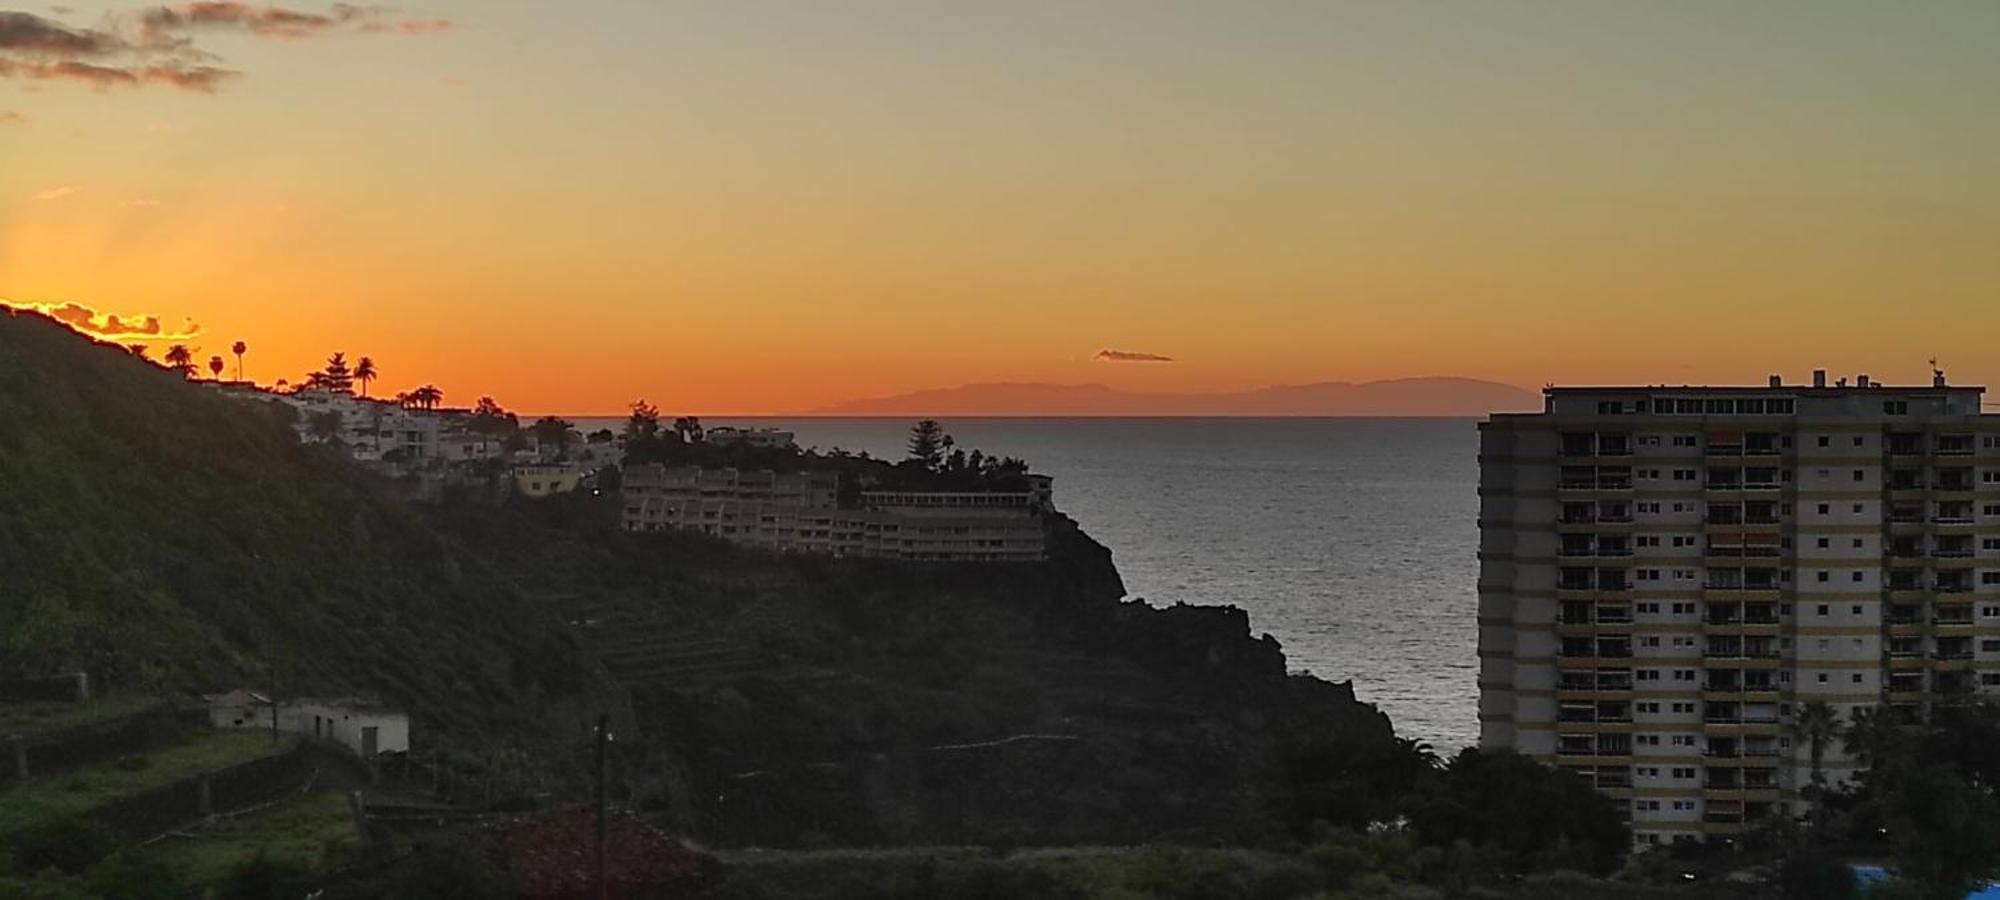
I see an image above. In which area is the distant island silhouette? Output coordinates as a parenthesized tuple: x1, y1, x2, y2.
(802, 376, 1539, 417)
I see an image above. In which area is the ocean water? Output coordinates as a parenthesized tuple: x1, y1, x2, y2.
(577, 417, 1482, 749)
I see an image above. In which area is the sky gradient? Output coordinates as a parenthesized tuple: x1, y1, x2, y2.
(4, 1, 1998, 413)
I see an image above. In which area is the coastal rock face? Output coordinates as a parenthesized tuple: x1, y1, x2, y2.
(467, 504, 1398, 847)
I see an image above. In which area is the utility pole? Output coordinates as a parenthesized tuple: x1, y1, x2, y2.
(594, 714, 610, 900)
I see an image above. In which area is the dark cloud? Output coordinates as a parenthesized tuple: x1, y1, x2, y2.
(0, 5, 448, 94)
(1095, 349, 1176, 363)
(0, 10, 128, 56)
(0, 299, 202, 341)
(139, 3, 452, 41)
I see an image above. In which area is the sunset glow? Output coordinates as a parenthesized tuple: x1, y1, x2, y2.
(5, 2, 1998, 413)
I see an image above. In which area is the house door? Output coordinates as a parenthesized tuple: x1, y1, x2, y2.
(362, 726, 378, 757)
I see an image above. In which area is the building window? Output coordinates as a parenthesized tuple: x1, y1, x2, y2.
(1817, 436, 1830, 447)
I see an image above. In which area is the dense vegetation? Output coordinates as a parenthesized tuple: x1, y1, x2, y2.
(0, 310, 608, 755)
(615, 404, 1040, 494)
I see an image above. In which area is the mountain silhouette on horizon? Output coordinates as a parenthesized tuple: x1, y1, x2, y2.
(801, 376, 1539, 417)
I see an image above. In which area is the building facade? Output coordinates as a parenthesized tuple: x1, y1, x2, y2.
(1479, 371, 2000, 846)
(621, 464, 1048, 561)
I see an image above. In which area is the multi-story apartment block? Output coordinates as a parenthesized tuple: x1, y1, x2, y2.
(622, 464, 1049, 562)
(1479, 370, 2000, 846)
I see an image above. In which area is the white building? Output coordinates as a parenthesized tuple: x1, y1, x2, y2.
(705, 427, 797, 450)
(276, 386, 446, 462)
(621, 464, 1049, 561)
(287, 698, 410, 757)
(204, 691, 409, 758)
(1479, 370, 2000, 846)
(515, 463, 585, 497)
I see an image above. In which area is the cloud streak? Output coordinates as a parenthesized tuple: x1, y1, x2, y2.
(0, 56, 235, 91)
(0, 110, 23, 124)
(1095, 349, 1176, 363)
(33, 185, 75, 201)
(1, 298, 202, 341)
(139, 3, 453, 41)
(0, 5, 450, 94)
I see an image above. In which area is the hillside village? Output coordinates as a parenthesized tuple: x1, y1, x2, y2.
(193, 349, 1058, 562)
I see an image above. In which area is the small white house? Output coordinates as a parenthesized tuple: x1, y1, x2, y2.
(287, 698, 410, 757)
(204, 688, 409, 758)
(205, 688, 274, 729)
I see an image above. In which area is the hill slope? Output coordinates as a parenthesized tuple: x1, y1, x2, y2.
(0, 310, 603, 753)
(804, 376, 1538, 416)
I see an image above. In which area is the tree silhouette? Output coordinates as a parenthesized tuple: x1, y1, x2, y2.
(410, 384, 443, 410)
(1795, 700, 1840, 789)
(231, 340, 247, 381)
(672, 416, 704, 444)
(355, 356, 378, 397)
(127, 344, 151, 360)
(322, 352, 354, 393)
(532, 417, 575, 457)
(207, 355, 224, 379)
(308, 410, 344, 444)
(163, 343, 194, 376)
(906, 420, 947, 471)
(624, 401, 661, 443)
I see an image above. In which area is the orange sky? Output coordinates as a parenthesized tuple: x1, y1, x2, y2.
(4, 2, 1998, 414)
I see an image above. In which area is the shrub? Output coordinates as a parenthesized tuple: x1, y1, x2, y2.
(8, 817, 115, 875)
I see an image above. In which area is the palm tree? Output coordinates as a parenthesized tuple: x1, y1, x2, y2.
(1794, 700, 1840, 789)
(163, 343, 194, 376)
(411, 384, 443, 410)
(207, 355, 224, 379)
(231, 340, 247, 381)
(355, 356, 378, 397)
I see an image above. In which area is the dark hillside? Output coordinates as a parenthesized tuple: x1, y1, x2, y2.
(436, 495, 1400, 846)
(0, 311, 604, 754)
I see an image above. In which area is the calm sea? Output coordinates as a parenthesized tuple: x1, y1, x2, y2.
(573, 417, 1482, 750)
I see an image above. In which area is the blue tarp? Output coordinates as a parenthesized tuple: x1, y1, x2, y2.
(1852, 865, 2000, 899)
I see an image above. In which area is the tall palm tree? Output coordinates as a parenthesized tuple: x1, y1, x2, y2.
(412, 384, 443, 410)
(355, 356, 378, 397)
(231, 340, 247, 381)
(163, 343, 194, 376)
(1794, 700, 1840, 789)
(207, 355, 224, 379)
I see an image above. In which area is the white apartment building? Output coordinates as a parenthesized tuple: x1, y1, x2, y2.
(1479, 370, 2000, 846)
(622, 464, 1049, 562)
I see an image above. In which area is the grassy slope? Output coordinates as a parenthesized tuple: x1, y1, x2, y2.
(0, 730, 280, 834)
(0, 311, 604, 755)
